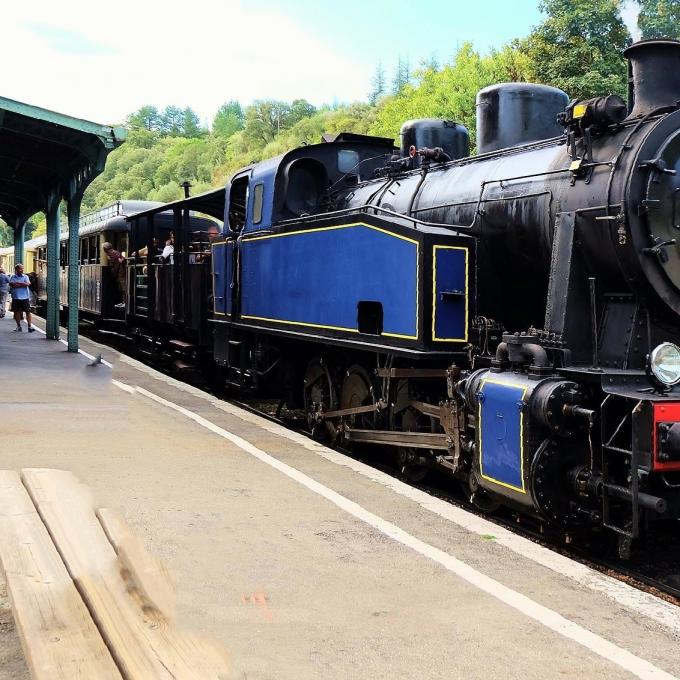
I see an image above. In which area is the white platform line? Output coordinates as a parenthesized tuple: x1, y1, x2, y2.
(111, 379, 135, 394)
(111, 378, 677, 680)
(114, 351, 680, 636)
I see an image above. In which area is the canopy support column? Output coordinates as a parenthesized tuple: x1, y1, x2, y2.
(45, 194, 61, 340)
(13, 219, 25, 267)
(66, 192, 83, 352)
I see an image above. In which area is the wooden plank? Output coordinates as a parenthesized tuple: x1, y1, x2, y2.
(0, 470, 122, 680)
(22, 469, 230, 680)
(97, 508, 176, 622)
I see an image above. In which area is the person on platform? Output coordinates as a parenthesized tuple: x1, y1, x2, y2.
(102, 242, 127, 309)
(0, 266, 9, 318)
(9, 263, 34, 332)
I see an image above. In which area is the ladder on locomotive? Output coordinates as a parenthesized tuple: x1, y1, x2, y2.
(600, 395, 643, 544)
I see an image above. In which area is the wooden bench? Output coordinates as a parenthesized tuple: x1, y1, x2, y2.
(0, 469, 229, 680)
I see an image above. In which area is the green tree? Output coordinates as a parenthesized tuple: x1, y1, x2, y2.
(159, 105, 185, 136)
(288, 99, 317, 127)
(638, 0, 680, 39)
(520, 0, 629, 98)
(368, 62, 387, 105)
(391, 56, 411, 95)
(213, 101, 244, 138)
(0, 220, 12, 247)
(243, 100, 291, 146)
(420, 53, 440, 71)
(126, 105, 160, 132)
(0, 217, 39, 245)
(182, 107, 205, 138)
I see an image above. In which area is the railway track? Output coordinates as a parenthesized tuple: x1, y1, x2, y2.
(83, 323, 680, 606)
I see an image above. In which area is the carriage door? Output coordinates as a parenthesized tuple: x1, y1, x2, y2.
(212, 240, 233, 318)
(226, 173, 249, 317)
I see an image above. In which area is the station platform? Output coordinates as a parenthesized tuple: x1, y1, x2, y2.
(1, 312, 680, 680)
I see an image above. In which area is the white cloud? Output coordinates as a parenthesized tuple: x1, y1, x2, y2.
(2, 0, 370, 125)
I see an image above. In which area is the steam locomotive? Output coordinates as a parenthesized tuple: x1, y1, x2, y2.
(198, 38, 680, 553)
(11, 39, 680, 552)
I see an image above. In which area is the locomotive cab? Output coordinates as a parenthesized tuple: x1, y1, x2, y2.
(224, 132, 397, 238)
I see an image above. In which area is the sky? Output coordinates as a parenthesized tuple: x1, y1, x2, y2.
(1, 0, 542, 127)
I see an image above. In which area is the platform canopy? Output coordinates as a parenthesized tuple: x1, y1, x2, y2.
(0, 96, 126, 228)
(0, 95, 126, 350)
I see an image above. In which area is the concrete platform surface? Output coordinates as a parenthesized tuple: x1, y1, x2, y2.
(1, 313, 680, 680)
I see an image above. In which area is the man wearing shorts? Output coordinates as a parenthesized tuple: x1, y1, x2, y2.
(9, 263, 34, 333)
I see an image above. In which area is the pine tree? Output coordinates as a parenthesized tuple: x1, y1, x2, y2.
(391, 56, 411, 94)
(182, 107, 205, 138)
(368, 62, 387, 105)
(126, 106, 160, 132)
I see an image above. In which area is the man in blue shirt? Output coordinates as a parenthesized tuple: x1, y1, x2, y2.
(0, 266, 9, 318)
(9, 263, 35, 332)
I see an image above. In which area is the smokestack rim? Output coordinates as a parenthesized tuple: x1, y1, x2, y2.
(475, 81, 567, 104)
(623, 38, 680, 58)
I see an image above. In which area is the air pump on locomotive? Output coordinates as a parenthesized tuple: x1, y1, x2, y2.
(124, 40, 680, 552)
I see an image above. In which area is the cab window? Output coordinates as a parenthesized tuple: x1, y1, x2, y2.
(229, 176, 249, 232)
(338, 149, 359, 174)
(253, 183, 264, 224)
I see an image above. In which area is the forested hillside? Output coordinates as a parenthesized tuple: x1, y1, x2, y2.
(2, 0, 678, 245)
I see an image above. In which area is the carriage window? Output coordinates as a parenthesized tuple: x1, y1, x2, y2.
(89, 236, 98, 263)
(253, 183, 264, 224)
(80, 238, 87, 265)
(338, 149, 360, 174)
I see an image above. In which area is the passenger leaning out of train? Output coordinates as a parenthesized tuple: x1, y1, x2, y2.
(0, 266, 9, 318)
(102, 242, 127, 309)
(9, 264, 34, 333)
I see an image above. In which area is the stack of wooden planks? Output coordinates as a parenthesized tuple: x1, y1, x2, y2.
(0, 469, 230, 679)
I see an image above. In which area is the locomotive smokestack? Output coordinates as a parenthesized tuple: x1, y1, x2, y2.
(624, 39, 680, 118)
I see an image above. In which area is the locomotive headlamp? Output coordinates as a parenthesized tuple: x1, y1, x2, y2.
(648, 342, 680, 387)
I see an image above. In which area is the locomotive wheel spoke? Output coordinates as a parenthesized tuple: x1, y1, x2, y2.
(397, 408, 430, 482)
(303, 357, 337, 441)
(340, 364, 377, 430)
